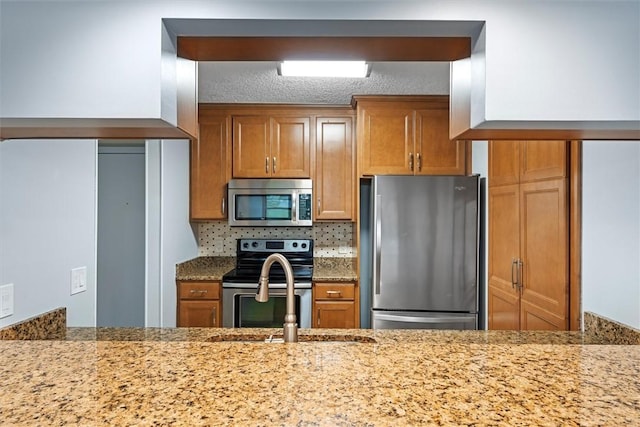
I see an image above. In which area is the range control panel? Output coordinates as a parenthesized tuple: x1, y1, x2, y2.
(238, 239, 312, 253)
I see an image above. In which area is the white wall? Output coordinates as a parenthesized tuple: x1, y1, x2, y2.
(0, 140, 97, 327)
(146, 139, 198, 327)
(582, 141, 640, 329)
(1, 1, 638, 128)
(471, 141, 489, 329)
(160, 140, 198, 327)
(146, 140, 162, 327)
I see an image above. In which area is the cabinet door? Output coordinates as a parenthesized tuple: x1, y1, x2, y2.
(271, 116, 311, 178)
(358, 105, 414, 175)
(488, 141, 520, 186)
(520, 140, 567, 183)
(415, 108, 466, 175)
(487, 184, 521, 330)
(315, 117, 354, 220)
(179, 300, 221, 327)
(232, 116, 270, 177)
(519, 179, 568, 330)
(191, 115, 230, 220)
(314, 301, 356, 329)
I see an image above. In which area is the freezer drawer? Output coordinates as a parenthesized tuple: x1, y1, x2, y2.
(372, 310, 477, 330)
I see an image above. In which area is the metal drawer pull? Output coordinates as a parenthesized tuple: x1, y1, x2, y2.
(189, 289, 208, 295)
(326, 290, 342, 297)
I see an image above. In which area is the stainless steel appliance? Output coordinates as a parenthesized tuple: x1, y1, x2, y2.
(228, 179, 313, 227)
(364, 175, 483, 330)
(222, 238, 313, 328)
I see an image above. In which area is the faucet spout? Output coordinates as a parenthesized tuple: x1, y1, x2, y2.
(256, 253, 298, 343)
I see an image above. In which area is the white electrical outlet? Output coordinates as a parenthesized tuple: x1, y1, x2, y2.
(70, 267, 87, 295)
(0, 284, 14, 318)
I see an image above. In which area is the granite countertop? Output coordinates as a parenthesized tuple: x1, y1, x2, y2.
(175, 256, 235, 281)
(2, 327, 639, 425)
(176, 256, 358, 282)
(313, 257, 358, 282)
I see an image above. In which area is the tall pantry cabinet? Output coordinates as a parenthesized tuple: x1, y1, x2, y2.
(487, 140, 570, 330)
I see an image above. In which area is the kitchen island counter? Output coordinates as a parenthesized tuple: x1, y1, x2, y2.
(2, 328, 639, 425)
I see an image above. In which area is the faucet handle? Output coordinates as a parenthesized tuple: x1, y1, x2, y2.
(255, 276, 270, 302)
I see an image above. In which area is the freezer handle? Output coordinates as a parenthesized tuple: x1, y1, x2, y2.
(373, 194, 382, 295)
(374, 313, 474, 324)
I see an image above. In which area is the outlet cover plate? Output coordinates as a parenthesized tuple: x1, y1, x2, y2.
(0, 284, 14, 318)
(70, 267, 87, 295)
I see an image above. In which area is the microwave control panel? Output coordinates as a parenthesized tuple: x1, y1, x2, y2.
(298, 193, 312, 221)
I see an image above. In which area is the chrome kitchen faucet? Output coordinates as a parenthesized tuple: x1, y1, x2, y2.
(255, 253, 298, 343)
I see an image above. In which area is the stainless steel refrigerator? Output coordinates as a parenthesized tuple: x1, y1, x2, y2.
(365, 175, 483, 330)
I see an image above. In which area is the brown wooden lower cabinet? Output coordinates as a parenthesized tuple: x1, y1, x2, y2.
(313, 282, 357, 328)
(177, 281, 222, 327)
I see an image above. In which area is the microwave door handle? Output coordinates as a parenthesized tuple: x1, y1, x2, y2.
(292, 192, 298, 224)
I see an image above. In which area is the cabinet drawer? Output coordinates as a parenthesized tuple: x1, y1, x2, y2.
(314, 283, 355, 300)
(178, 282, 220, 300)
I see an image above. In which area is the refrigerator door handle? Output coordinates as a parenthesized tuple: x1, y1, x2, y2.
(374, 313, 474, 324)
(373, 194, 382, 295)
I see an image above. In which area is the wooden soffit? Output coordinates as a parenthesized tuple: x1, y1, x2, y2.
(177, 36, 471, 61)
(0, 118, 193, 140)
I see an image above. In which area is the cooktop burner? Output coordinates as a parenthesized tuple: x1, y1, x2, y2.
(222, 238, 313, 286)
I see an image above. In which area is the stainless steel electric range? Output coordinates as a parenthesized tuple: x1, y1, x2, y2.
(222, 238, 313, 328)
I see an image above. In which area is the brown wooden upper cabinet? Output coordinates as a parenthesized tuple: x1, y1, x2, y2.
(488, 140, 567, 186)
(315, 116, 355, 220)
(354, 96, 467, 176)
(191, 111, 231, 221)
(232, 115, 311, 178)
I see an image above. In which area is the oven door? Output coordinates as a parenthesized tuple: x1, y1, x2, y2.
(222, 285, 312, 328)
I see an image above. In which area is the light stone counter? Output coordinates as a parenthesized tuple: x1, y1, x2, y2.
(2, 327, 639, 426)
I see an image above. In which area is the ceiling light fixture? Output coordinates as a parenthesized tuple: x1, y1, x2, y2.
(279, 60, 370, 78)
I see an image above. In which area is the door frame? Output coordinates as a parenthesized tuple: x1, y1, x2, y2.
(569, 141, 582, 331)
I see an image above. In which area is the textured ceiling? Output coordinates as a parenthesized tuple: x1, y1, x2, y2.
(198, 61, 449, 104)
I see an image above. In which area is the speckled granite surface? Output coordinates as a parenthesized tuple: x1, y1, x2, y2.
(175, 256, 235, 281)
(0, 308, 66, 340)
(584, 311, 640, 344)
(2, 327, 639, 425)
(313, 257, 358, 281)
(176, 256, 358, 282)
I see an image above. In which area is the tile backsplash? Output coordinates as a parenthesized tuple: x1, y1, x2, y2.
(198, 221, 356, 257)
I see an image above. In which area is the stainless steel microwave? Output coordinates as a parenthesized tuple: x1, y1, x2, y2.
(228, 179, 313, 227)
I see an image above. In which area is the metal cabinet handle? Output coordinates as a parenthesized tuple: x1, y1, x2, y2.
(212, 307, 217, 327)
(221, 197, 226, 215)
(517, 259, 523, 292)
(189, 289, 208, 296)
(273, 157, 276, 173)
(317, 198, 321, 215)
(511, 258, 518, 289)
(317, 309, 320, 326)
(409, 152, 414, 171)
(265, 156, 269, 173)
(326, 290, 342, 297)
(416, 153, 422, 171)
